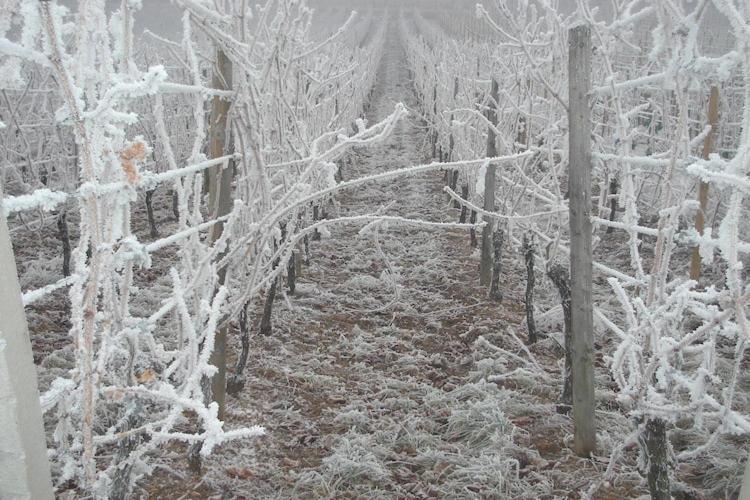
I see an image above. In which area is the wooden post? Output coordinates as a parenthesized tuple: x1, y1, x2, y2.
(207, 48, 233, 421)
(0, 212, 54, 500)
(449, 76, 459, 161)
(450, 170, 459, 208)
(480, 78, 499, 286)
(489, 229, 504, 301)
(606, 177, 619, 234)
(690, 86, 719, 281)
(448, 77, 459, 194)
(568, 24, 596, 456)
(459, 184, 469, 223)
(469, 209, 478, 248)
(432, 81, 438, 158)
(739, 451, 750, 500)
(522, 234, 537, 344)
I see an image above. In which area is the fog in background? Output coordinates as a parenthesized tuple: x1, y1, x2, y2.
(58, 0, 603, 39)
(57, 0, 729, 54)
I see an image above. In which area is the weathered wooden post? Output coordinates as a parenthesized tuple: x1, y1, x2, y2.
(469, 209, 478, 248)
(480, 78, 499, 286)
(690, 86, 719, 281)
(449, 76, 459, 161)
(450, 170, 459, 207)
(522, 234, 537, 344)
(739, 452, 750, 500)
(207, 48, 234, 421)
(489, 229, 504, 301)
(606, 177, 618, 233)
(0, 211, 54, 500)
(459, 184, 469, 223)
(432, 80, 439, 159)
(568, 24, 596, 456)
(449, 76, 459, 204)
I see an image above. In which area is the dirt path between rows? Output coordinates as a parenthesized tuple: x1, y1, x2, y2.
(146, 21, 642, 500)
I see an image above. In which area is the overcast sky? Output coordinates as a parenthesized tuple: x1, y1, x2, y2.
(56, 0, 726, 50)
(56, 0, 595, 39)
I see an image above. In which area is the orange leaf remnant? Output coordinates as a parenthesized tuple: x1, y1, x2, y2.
(136, 369, 157, 384)
(120, 140, 147, 184)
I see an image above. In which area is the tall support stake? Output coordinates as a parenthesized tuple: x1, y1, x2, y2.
(0, 212, 54, 500)
(432, 81, 438, 158)
(690, 86, 719, 281)
(448, 76, 459, 160)
(480, 78, 499, 286)
(739, 451, 750, 500)
(568, 24, 596, 456)
(447, 77, 460, 201)
(523, 234, 537, 344)
(208, 49, 233, 421)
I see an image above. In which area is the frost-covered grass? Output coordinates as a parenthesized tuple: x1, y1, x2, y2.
(444, 398, 515, 448)
(294, 432, 392, 496)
